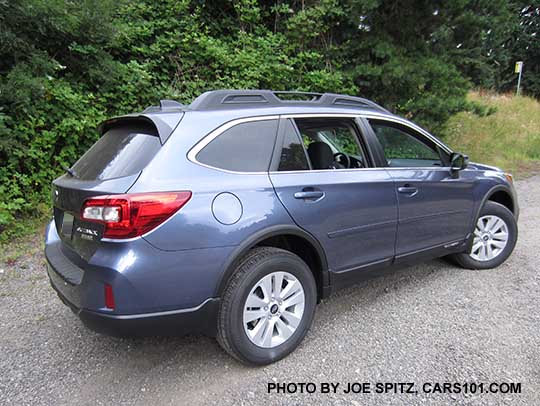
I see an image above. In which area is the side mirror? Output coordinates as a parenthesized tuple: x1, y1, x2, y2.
(450, 152, 469, 172)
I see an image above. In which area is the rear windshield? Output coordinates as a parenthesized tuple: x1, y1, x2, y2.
(71, 122, 161, 181)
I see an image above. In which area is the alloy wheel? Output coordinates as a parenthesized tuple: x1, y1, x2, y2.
(470, 215, 509, 262)
(243, 271, 305, 348)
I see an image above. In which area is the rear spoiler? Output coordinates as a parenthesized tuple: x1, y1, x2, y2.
(98, 109, 184, 144)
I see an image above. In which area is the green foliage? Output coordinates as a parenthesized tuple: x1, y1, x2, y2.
(0, 0, 538, 237)
(503, 4, 540, 98)
(443, 92, 540, 176)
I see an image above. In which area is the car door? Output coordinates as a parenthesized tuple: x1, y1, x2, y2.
(269, 116, 398, 283)
(366, 118, 475, 261)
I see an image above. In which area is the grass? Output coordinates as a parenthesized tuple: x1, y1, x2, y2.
(0, 217, 46, 265)
(442, 91, 540, 177)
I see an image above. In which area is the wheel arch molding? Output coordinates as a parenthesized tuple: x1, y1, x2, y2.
(214, 225, 330, 301)
(466, 184, 517, 251)
(478, 185, 517, 221)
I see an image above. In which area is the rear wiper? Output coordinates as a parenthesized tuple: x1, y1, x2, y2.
(63, 165, 78, 178)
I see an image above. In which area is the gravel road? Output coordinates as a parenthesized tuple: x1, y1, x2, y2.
(1, 176, 539, 406)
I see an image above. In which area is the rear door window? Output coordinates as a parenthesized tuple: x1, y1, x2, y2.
(196, 119, 278, 172)
(294, 117, 368, 170)
(71, 122, 161, 180)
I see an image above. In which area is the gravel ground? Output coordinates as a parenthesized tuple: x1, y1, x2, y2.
(1, 176, 539, 406)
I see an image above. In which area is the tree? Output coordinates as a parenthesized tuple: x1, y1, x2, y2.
(503, 4, 540, 97)
(0, 0, 537, 236)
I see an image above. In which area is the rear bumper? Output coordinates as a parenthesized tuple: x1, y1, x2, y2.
(49, 274, 219, 337)
(44, 219, 227, 337)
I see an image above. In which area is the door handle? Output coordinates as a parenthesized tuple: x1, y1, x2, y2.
(397, 186, 418, 196)
(294, 191, 325, 200)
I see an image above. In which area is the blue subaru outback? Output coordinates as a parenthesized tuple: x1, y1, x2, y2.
(45, 90, 518, 365)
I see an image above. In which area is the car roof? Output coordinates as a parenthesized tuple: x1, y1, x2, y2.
(143, 89, 394, 116)
(188, 90, 390, 113)
(100, 90, 399, 144)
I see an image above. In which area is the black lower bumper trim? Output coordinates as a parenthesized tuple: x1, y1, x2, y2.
(51, 279, 219, 337)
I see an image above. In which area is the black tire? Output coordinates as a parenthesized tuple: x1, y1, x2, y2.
(217, 247, 317, 365)
(450, 201, 517, 270)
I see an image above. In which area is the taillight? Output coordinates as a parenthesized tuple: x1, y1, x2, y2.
(81, 191, 192, 239)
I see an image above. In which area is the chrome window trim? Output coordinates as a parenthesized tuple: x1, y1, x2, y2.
(268, 167, 453, 175)
(187, 112, 454, 174)
(281, 113, 360, 119)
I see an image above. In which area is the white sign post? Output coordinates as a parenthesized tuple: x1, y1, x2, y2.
(515, 61, 523, 96)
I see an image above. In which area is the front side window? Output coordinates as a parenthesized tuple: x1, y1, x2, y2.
(282, 118, 367, 170)
(369, 120, 445, 167)
(196, 119, 278, 172)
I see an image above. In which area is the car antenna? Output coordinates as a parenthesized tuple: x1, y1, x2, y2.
(63, 165, 77, 178)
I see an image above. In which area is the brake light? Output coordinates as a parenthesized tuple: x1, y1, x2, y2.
(81, 191, 192, 239)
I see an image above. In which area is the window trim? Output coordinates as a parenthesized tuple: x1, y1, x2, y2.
(187, 112, 455, 174)
(187, 115, 280, 174)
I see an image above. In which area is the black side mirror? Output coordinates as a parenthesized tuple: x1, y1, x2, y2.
(450, 152, 469, 172)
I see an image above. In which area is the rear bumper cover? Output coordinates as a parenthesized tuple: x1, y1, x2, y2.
(49, 275, 219, 337)
(44, 219, 226, 337)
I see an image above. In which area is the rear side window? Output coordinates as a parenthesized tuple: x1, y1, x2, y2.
(196, 119, 278, 172)
(71, 122, 161, 181)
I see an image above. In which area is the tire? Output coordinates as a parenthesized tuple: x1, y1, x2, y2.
(217, 247, 317, 365)
(451, 201, 517, 270)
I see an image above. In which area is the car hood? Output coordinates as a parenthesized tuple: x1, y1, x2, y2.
(467, 162, 504, 172)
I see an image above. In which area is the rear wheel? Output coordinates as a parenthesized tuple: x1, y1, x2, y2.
(451, 201, 517, 270)
(217, 247, 317, 365)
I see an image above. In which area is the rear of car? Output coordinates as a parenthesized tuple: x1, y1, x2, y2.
(45, 111, 222, 335)
(44, 102, 295, 337)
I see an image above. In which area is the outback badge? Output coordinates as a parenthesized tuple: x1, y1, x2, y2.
(76, 226, 98, 240)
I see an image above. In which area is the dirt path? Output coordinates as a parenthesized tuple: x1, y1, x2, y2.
(1, 176, 539, 406)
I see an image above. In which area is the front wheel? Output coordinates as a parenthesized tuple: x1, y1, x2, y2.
(217, 247, 317, 365)
(451, 201, 517, 270)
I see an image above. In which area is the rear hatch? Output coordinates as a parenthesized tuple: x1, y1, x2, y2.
(52, 118, 169, 260)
